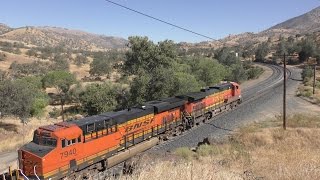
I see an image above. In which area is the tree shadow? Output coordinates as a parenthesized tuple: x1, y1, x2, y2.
(290, 77, 303, 82)
(0, 122, 18, 132)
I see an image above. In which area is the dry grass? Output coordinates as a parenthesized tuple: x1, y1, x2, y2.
(0, 117, 59, 152)
(113, 114, 320, 180)
(0, 50, 35, 71)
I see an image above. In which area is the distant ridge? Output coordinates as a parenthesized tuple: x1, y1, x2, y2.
(267, 6, 320, 33)
(0, 24, 128, 50)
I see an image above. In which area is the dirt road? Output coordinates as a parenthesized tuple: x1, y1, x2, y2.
(0, 151, 17, 174)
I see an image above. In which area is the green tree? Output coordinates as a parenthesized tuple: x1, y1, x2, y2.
(173, 72, 201, 95)
(228, 63, 248, 83)
(18, 76, 49, 117)
(215, 47, 239, 66)
(9, 61, 50, 78)
(0, 70, 7, 81)
(189, 57, 229, 86)
(128, 71, 152, 106)
(26, 48, 38, 57)
(298, 38, 318, 62)
(276, 38, 288, 55)
(80, 83, 118, 115)
(147, 67, 176, 100)
(123, 36, 176, 75)
(51, 54, 70, 71)
(39, 46, 54, 60)
(89, 55, 112, 76)
(301, 66, 313, 82)
(255, 42, 269, 62)
(0, 80, 34, 118)
(42, 71, 77, 120)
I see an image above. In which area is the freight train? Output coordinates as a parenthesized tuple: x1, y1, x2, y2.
(15, 82, 241, 180)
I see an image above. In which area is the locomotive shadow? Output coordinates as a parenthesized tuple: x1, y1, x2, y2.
(204, 122, 233, 132)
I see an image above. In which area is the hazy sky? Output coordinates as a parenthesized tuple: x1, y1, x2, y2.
(0, 0, 319, 42)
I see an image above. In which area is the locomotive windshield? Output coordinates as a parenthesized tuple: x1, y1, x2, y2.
(33, 131, 57, 147)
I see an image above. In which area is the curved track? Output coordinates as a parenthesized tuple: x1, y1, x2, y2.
(103, 64, 288, 177)
(150, 64, 287, 152)
(0, 64, 288, 179)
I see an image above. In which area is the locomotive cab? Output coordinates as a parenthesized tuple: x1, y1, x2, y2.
(19, 128, 58, 178)
(230, 82, 242, 102)
(19, 122, 83, 179)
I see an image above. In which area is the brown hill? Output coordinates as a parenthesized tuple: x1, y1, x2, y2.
(267, 6, 320, 33)
(0, 25, 127, 50)
(186, 6, 320, 50)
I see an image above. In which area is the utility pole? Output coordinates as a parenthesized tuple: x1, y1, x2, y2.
(283, 53, 287, 130)
(307, 57, 317, 95)
(275, 53, 296, 130)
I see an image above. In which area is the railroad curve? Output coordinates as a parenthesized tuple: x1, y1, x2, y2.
(150, 64, 286, 152)
(104, 64, 288, 177)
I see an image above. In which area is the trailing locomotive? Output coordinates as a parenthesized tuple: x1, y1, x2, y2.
(18, 82, 241, 180)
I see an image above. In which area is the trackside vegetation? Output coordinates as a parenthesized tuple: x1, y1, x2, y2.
(106, 114, 320, 180)
(0, 36, 265, 119)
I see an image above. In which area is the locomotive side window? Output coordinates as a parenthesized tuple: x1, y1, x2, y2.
(87, 123, 95, 133)
(62, 137, 80, 148)
(110, 125, 117, 133)
(62, 139, 67, 148)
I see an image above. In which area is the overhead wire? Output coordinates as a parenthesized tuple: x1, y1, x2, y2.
(105, 0, 215, 41)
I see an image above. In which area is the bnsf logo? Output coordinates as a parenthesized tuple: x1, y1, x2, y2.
(125, 118, 154, 132)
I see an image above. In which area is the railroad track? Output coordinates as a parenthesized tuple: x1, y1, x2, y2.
(99, 63, 290, 178)
(0, 64, 290, 180)
(149, 64, 288, 152)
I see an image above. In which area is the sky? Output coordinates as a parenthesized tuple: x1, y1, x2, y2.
(0, 0, 319, 43)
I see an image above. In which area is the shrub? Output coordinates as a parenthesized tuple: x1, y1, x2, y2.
(26, 48, 38, 57)
(30, 93, 49, 117)
(302, 66, 313, 82)
(196, 144, 222, 157)
(10, 61, 51, 77)
(74, 54, 88, 67)
(0, 53, 6, 61)
(301, 88, 312, 97)
(49, 107, 61, 118)
(246, 67, 264, 80)
(174, 147, 194, 160)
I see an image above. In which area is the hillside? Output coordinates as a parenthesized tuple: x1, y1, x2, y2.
(0, 25, 127, 50)
(268, 6, 320, 33)
(184, 6, 320, 50)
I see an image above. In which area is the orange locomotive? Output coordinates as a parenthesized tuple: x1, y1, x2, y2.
(18, 82, 241, 180)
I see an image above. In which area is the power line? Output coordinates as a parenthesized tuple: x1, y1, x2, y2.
(105, 0, 215, 41)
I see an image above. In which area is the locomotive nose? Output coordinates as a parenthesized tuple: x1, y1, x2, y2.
(19, 149, 42, 178)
